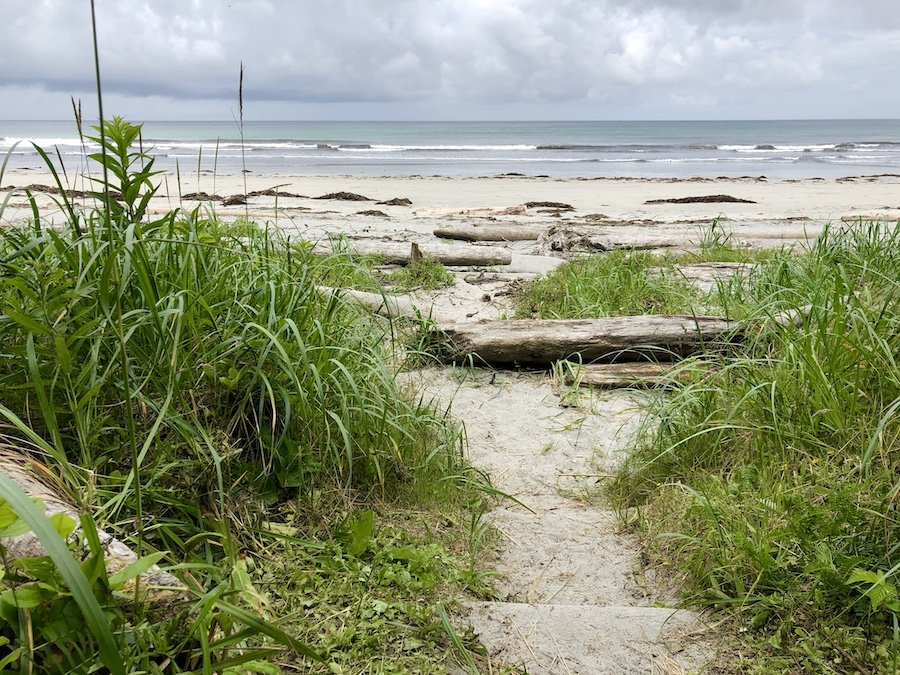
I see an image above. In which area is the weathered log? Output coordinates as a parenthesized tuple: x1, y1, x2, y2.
(434, 224, 547, 242)
(318, 286, 440, 322)
(560, 362, 699, 389)
(0, 446, 187, 607)
(313, 240, 512, 266)
(430, 316, 741, 366)
(429, 307, 810, 367)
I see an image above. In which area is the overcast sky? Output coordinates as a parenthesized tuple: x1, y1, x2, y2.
(2, 0, 898, 121)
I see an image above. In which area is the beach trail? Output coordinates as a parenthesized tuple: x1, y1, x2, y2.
(415, 368, 711, 674)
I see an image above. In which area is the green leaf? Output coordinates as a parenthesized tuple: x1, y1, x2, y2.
(0, 475, 125, 675)
(3, 308, 49, 335)
(48, 513, 77, 540)
(848, 568, 883, 586)
(0, 645, 22, 669)
(53, 334, 73, 375)
(0, 584, 43, 609)
(848, 567, 897, 611)
(107, 551, 167, 590)
(0, 499, 30, 538)
(347, 510, 375, 557)
(219, 366, 242, 389)
(214, 599, 322, 662)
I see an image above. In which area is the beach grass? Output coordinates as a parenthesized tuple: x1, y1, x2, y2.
(384, 254, 456, 292)
(609, 222, 900, 672)
(0, 118, 487, 672)
(513, 225, 778, 320)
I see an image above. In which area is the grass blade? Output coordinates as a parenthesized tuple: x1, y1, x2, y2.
(0, 474, 125, 675)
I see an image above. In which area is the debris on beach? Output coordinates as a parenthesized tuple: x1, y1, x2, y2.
(524, 201, 574, 210)
(377, 197, 413, 206)
(221, 194, 247, 206)
(414, 205, 528, 217)
(355, 209, 390, 218)
(535, 226, 609, 255)
(314, 191, 373, 201)
(248, 187, 305, 198)
(21, 183, 87, 198)
(182, 191, 223, 201)
(645, 194, 757, 204)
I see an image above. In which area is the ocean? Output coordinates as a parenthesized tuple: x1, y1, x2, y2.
(2, 119, 899, 179)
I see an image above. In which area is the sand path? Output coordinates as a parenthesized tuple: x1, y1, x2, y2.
(412, 366, 710, 674)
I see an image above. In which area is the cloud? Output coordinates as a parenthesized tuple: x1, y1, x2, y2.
(0, 0, 897, 119)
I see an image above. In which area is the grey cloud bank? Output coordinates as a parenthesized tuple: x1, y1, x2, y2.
(1, 0, 898, 120)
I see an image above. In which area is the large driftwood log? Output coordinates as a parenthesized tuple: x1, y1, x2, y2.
(430, 316, 741, 366)
(0, 447, 187, 607)
(429, 308, 809, 366)
(433, 224, 547, 242)
(314, 240, 512, 266)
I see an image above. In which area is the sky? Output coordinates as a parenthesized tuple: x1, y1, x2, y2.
(1, 0, 899, 121)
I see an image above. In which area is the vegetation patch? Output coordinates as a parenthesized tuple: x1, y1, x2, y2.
(0, 118, 486, 672)
(384, 255, 456, 291)
(514, 250, 699, 318)
(611, 223, 900, 673)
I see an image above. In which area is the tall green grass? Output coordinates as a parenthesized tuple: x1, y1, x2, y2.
(513, 229, 779, 320)
(0, 118, 479, 671)
(612, 222, 900, 672)
(514, 250, 699, 318)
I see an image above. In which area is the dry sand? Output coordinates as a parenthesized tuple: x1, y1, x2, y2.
(4, 170, 899, 672)
(4, 171, 900, 247)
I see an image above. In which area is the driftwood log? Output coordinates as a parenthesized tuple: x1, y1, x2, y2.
(428, 306, 810, 367)
(314, 240, 512, 266)
(433, 224, 547, 242)
(560, 362, 700, 389)
(0, 446, 186, 607)
(318, 286, 445, 322)
(429, 316, 741, 366)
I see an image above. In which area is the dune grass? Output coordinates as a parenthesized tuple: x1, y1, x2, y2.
(0, 118, 486, 672)
(610, 222, 900, 672)
(514, 249, 700, 318)
(513, 224, 779, 320)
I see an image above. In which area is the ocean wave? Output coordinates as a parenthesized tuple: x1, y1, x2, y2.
(1, 137, 91, 149)
(719, 144, 838, 153)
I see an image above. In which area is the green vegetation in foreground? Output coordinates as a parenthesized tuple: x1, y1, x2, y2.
(0, 118, 488, 672)
(609, 223, 900, 673)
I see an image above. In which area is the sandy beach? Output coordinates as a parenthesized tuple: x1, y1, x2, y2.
(4, 170, 900, 243)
